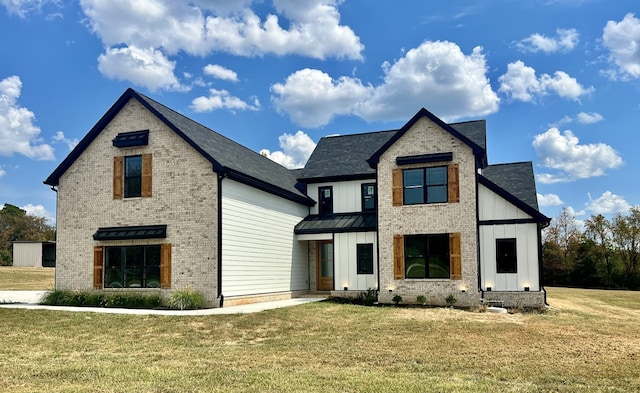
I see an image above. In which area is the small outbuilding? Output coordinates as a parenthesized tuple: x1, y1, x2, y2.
(12, 241, 56, 267)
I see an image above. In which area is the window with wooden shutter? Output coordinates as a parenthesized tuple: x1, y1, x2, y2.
(160, 243, 172, 288)
(113, 156, 124, 199)
(141, 153, 152, 198)
(447, 163, 459, 203)
(93, 246, 104, 288)
(449, 233, 462, 280)
(393, 235, 404, 279)
(392, 169, 403, 206)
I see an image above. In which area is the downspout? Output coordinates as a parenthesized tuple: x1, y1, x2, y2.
(475, 169, 483, 302)
(374, 171, 381, 296)
(217, 171, 226, 307)
(50, 185, 58, 289)
(538, 223, 548, 306)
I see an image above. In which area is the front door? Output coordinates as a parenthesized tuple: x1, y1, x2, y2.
(317, 241, 334, 291)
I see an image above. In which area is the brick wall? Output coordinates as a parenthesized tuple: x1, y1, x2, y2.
(55, 98, 220, 306)
(376, 116, 480, 306)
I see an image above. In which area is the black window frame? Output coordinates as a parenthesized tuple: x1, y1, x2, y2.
(318, 186, 333, 216)
(404, 234, 450, 279)
(124, 155, 142, 198)
(496, 238, 517, 273)
(403, 166, 448, 205)
(356, 243, 374, 274)
(104, 245, 161, 288)
(361, 183, 376, 212)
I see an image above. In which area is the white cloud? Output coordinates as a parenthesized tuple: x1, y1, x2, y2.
(1, 0, 60, 18)
(191, 88, 260, 113)
(516, 28, 579, 53)
(602, 13, 640, 80)
(533, 127, 622, 183)
(498, 61, 594, 102)
(272, 41, 500, 127)
(203, 64, 238, 82)
(97, 46, 186, 92)
(21, 203, 54, 223)
(537, 193, 564, 207)
(0, 75, 55, 160)
(576, 112, 604, 124)
(0, 166, 5, 177)
(585, 191, 631, 215)
(260, 130, 316, 169)
(52, 130, 78, 151)
(80, 0, 363, 89)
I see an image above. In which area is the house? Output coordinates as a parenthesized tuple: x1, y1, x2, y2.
(44, 88, 550, 308)
(12, 241, 56, 267)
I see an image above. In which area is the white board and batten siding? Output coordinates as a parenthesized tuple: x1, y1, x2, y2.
(221, 180, 309, 297)
(478, 183, 540, 291)
(307, 180, 372, 214)
(334, 232, 378, 291)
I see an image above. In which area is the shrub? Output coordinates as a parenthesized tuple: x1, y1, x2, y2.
(167, 288, 205, 310)
(40, 290, 161, 309)
(445, 294, 457, 306)
(416, 295, 427, 305)
(0, 249, 12, 266)
(357, 288, 378, 306)
(392, 294, 403, 305)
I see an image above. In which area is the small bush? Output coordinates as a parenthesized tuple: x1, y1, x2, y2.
(416, 295, 427, 305)
(0, 249, 12, 266)
(40, 290, 161, 309)
(167, 288, 205, 310)
(357, 288, 378, 306)
(392, 294, 403, 305)
(445, 294, 457, 306)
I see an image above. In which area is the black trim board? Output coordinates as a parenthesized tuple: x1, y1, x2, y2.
(297, 173, 376, 184)
(396, 152, 452, 166)
(479, 218, 542, 226)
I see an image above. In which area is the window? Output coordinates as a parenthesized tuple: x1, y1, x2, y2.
(104, 245, 161, 288)
(404, 234, 450, 279)
(318, 186, 333, 215)
(403, 166, 448, 205)
(114, 154, 152, 199)
(361, 183, 376, 211)
(496, 238, 517, 273)
(357, 243, 374, 274)
(124, 155, 142, 198)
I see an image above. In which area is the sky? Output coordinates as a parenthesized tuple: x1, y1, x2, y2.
(0, 0, 639, 226)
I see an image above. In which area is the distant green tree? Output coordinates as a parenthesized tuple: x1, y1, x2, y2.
(611, 207, 640, 289)
(584, 214, 616, 287)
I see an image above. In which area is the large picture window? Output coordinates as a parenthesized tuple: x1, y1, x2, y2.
(496, 238, 517, 273)
(403, 166, 448, 205)
(404, 234, 450, 279)
(357, 243, 374, 274)
(104, 245, 161, 288)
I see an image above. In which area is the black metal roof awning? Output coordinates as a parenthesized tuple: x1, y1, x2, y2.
(112, 130, 149, 148)
(294, 213, 377, 235)
(93, 225, 167, 241)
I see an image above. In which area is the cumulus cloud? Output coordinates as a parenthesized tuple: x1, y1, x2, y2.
(532, 127, 622, 183)
(79, 0, 362, 89)
(52, 130, 78, 151)
(552, 112, 604, 127)
(21, 203, 54, 221)
(260, 130, 316, 168)
(516, 28, 579, 53)
(537, 193, 564, 207)
(0, 75, 55, 160)
(191, 88, 260, 113)
(1, 0, 61, 18)
(0, 166, 5, 177)
(498, 61, 594, 103)
(585, 191, 631, 215)
(272, 41, 499, 127)
(97, 46, 185, 92)
(203, 64, 238, 82)
(602, 13, 640, 80)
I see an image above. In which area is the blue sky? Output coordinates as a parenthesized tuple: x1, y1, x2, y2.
(1, 0, 639, 225)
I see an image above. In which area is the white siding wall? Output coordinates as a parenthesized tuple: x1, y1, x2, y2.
(221, 179, 309, 297)
(307, 180, 373, 214)
(334, 232, 378, 291)
(478, 183, 540, 291)
(12, 243, 43, 267)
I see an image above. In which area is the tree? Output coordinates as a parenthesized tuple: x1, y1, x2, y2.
(543, 207, 581, 285)
(584, 214, 615, 287)
(611, 207, 640, 289)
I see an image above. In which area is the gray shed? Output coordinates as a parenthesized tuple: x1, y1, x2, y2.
(12, 241, 56, 267)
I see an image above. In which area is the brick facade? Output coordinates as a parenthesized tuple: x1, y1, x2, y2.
(376, 116, 480, 306)
(55, 99, 220, 306)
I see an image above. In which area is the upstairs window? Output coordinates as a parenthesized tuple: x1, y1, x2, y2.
(361, 183, 376, 211)
(124, 155, 142, 198)
(318, 186, 333, 216)
(403, 166, 448, 205)
(113, 154, 152, 199)
(496, 238, 517, 273)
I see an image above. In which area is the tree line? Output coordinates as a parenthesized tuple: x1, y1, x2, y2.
(543, 206, 640, 290)
(0, 204, 56, 266)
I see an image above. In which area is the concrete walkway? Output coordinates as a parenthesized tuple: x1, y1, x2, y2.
(0, 291, 326, 316)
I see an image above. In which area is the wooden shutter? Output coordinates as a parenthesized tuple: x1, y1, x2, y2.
(393, 235, 404, 279)
(448, 163, 459, 203)
(449, 233, 462, 280)
(141, 153, 152, 198)
(392, 168, 403, 206)
(160, 243, 172, 288)
(113, 156, 124, 199)
(93, 246, 104, 289)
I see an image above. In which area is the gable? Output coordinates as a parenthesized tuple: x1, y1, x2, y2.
(478, 183, 533, 221)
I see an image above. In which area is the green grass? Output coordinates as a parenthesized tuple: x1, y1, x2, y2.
(1, 287, 639, 392)
(0, 266, 54, 290)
